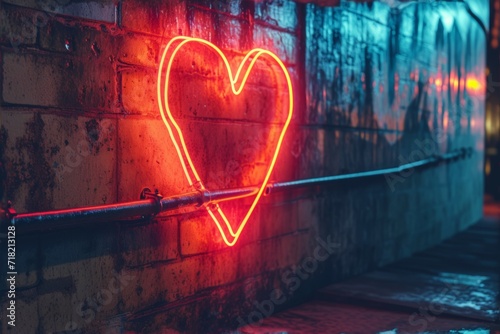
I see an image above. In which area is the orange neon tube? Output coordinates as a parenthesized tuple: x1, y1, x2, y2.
(157, 36, 294, 246)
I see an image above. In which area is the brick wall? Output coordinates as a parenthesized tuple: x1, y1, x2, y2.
(0, 0, 486, 333)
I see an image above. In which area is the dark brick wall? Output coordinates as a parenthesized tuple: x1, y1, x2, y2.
(0, 0, 486, 333)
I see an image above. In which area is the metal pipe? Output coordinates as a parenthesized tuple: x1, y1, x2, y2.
(11, 199, 159, 232)
(7, 147, 470, 233)
(11, 187, 260, 233)
(264, 148, 468, 195)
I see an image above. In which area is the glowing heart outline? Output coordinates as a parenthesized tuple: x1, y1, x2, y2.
(157, 36, 293, 246)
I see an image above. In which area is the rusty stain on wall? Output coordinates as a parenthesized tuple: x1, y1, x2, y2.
(10, 113, 56, 212)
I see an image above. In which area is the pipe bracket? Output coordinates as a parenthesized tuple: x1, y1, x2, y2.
(139, 188, 163, 216)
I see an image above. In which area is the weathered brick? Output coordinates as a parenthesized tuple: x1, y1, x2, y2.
(116, 117, 190, 202)
(257, 200, 299, 238)
(180, 211, 230, 255)
(0, 3, 38, 49)
(121, 0, 188, 36)
(297, 197, 318, 230)
(237, 230, 313, 279)
(38, 292, 77, 333)
(122, 230, 312, 312)
(121, 216, 179, 267)
(179, 199, 301, 255)
(49, 116, 117, 208)
(166, 68, 288, 123)
(117, 111, 293, 198)
(266, 126, 310, 182)
(213, 16, 246, 51)
(174, 121, 289, 189)
(255, 0, 298, 32)
(0, 111, 117, 212)
(120, 252, 238, 312)
(116, 33, 161, 68)
(3, 53, 61, 106)
(38, 19, 115, 57)
(119, 27, 296, 120)
(2, 51, 116, 111)
(120, 68, 158, 116)
(189, 0, 245, 17)
(253, 25, 298, 65)
(2, 0, 116, 23)
(187, 6, 217, 41)
(40, 264, 117, 326)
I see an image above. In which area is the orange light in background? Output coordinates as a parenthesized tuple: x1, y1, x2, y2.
(157, 36, 293, 247)
(466, 77, 482, 93)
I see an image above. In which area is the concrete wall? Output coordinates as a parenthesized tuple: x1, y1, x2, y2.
(0, 0, 486, 333)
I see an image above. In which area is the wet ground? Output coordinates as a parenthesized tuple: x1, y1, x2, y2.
(235, 199, 500, 334)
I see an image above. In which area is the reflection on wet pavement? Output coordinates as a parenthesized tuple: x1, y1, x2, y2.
(379, 329, 491, 334)
(235, 212, 500, 334)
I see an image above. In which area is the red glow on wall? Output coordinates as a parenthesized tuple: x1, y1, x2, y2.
(157, 36, 293, 247)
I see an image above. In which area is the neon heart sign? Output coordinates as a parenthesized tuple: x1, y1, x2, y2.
(157, 36, 293, 246)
